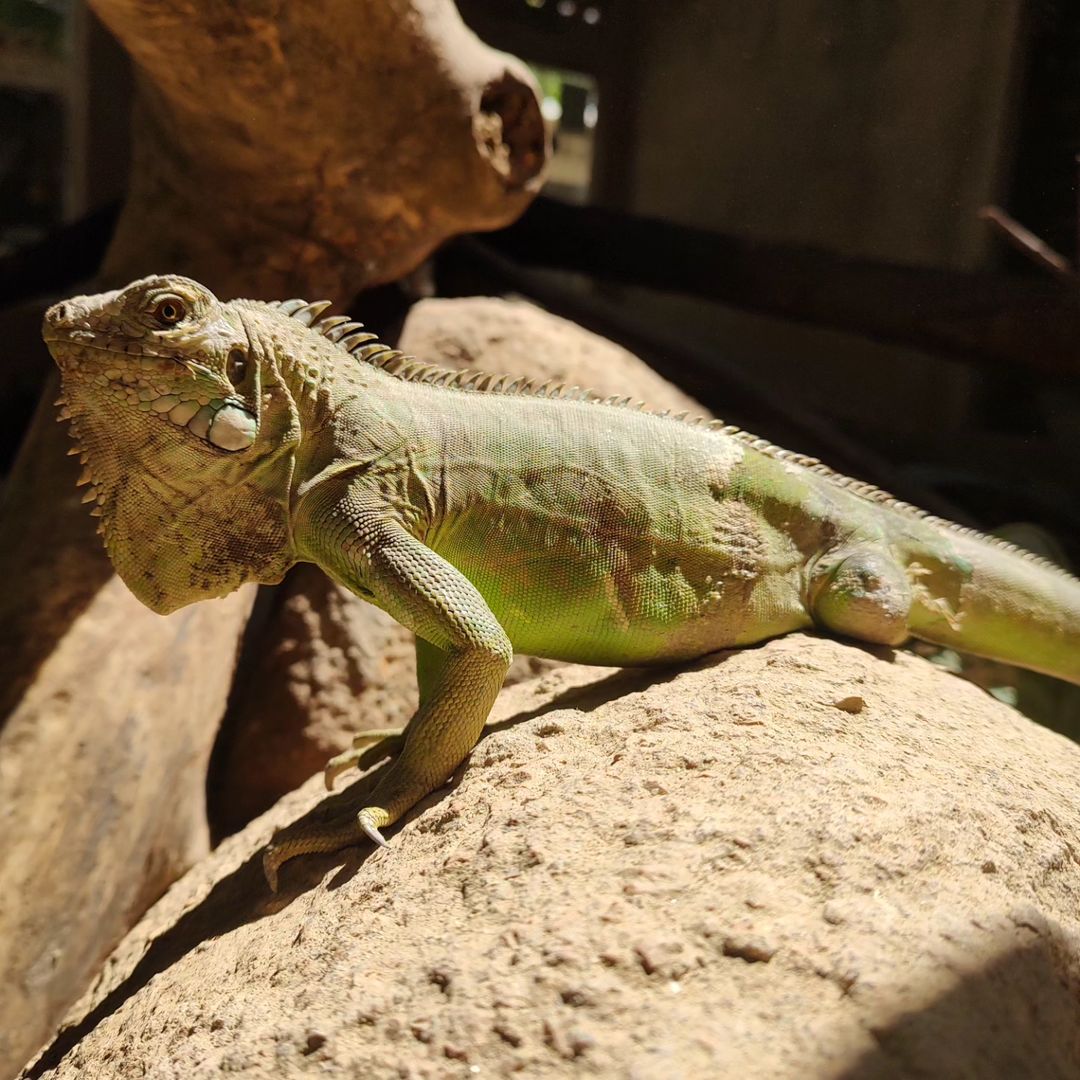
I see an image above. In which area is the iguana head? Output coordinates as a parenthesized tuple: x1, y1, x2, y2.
(43, 275, 305, 613)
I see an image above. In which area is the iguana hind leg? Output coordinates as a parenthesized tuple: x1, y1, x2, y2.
(808, 545, 912, 646)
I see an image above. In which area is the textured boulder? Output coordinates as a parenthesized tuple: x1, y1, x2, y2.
(93, 0, 547, 301)
(26, 635, 1080, 1079)
(212, 297, 708, 834)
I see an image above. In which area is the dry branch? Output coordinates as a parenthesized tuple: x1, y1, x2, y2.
(487, 197, 1080, 377)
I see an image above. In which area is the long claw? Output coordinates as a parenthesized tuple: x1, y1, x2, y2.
(263, 852, 280, 894)
(359, 812, 390, 848)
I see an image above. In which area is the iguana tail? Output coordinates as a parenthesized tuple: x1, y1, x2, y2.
(906, 531, 1080, 686)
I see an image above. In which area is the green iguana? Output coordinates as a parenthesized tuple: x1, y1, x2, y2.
(43, 275, 1080, 890)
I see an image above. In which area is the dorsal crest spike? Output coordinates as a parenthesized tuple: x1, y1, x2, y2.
(291, 301, 333, 326)
(355, 343, 389, 362)
(379, 352, 410, 372)
(314, 315, 353, 336)
(341, 331, 380, 351)
(326, 321, 366, 342)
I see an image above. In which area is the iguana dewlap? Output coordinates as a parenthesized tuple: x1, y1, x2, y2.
(42, 276, 1080, 889)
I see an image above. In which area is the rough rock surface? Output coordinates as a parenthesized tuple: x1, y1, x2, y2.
(27, 635, 1080, 1079)
(212, 297, 708, 835)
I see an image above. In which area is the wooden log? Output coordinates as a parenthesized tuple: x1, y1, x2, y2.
(92, 0, 547, 302)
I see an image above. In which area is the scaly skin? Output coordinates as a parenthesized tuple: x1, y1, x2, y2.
(42, 276, 1080, 890)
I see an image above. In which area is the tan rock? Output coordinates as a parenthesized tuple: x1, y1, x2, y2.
(27, 636, 1080, 1078)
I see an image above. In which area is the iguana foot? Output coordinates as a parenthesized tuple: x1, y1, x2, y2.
(324, 726, 406, 790)
(263, 804, 393, 892)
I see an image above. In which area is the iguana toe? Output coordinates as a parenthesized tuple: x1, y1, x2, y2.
(263, 807, 395, 892)
(263, 816, 368, 893)
(324, 727, 406, 790)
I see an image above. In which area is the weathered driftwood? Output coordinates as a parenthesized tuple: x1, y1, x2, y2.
(93, 0, 546, 301)
(0, 4, 545, 1076)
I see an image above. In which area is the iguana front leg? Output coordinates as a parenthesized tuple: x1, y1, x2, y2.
(322, 636, 452, 789)
(264, 509, 512, 890)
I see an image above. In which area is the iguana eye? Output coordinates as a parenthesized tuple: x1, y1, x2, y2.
(153, 297, 186, 325)
(227, 348, 248, 386)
